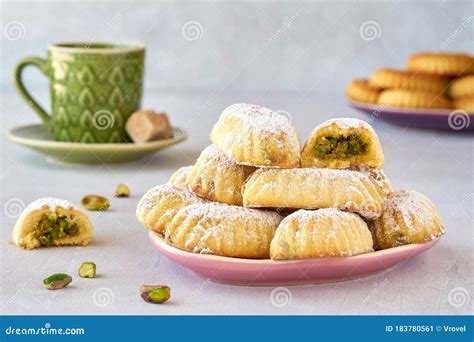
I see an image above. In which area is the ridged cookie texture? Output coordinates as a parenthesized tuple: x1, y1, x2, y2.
(407, 52, 474, 76)
(165, 202, 283, 258)
(243, 168, 386, 219)
(270, 208, 373, 260)
(136, 184, 206, 235)
(448, 75, 474, 99)
(210, 103, 301, 168)
(12, 198, 93, 250)
(369, 68, 447, 94)
(368, 189, 444, 249)
(346, 79, 381, 104)
(453, 95, 474, 112)
(352, 166, 392, 196)
(377, 89, 452, 109)
(169, 165, 193, 188)
(301, 118, 384, 169)
(187, 144, 256, 205)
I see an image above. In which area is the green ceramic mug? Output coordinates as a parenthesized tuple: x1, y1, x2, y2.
(13, 41, 145, 143)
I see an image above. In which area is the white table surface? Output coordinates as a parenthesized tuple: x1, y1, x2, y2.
(1, 89, 472, 315)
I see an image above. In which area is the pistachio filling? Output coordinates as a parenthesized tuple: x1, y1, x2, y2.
(315, 134, 367, 159)
(36, 213, 79, 246)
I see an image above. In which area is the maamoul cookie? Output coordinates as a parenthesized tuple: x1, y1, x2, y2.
(210, 103, 301, 168)
(369, 68, 447, 94)
(346, 79, 381, 104)
(12, 198, 92, 250)
(368, 189, 444, 249)
(353, 166, 392, 196)
(187, 144, 256, 205)
(243, 168, 386, 218)
(453, 95, 474, 112)
(169, 165, 193, 188)
(407, 52, 474, 76)
(377, 89, 452, 109)
(449, 75, 474, 99)
(136, 184, 206, 235)
(270, 209, 373, 260)
(165, 202, 283, 258)
(301, 118, 384, 169)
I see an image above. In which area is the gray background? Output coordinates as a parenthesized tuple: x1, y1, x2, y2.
(1, 0, 473, 93)
(1, 0, 473, 316)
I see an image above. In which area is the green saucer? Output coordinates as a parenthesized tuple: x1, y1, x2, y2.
(6, 124, 187, 164)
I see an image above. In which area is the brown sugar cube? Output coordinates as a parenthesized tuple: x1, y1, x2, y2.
(126, 110, 173, 143)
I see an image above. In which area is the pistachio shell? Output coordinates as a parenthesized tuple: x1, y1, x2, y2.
(140, 285, 170, 304)
(81, 195, 110, 211)
(43, 273, 72, 290)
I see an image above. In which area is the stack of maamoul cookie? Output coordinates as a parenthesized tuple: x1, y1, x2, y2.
(136, 103, 444, 260)
(347, 52, 474, 112)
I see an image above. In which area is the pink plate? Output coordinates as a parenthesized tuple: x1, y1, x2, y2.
(149, 232, 441, 286)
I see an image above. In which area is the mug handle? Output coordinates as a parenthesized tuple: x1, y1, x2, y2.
(13, 56, 51, 125)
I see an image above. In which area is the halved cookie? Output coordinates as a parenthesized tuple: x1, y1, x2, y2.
(301, 118, 384, 169)
(165, 202, 282, 258)
(12, 198, 92, 250)
(270, 208, 373, 259)
(210, 103, 301, 168)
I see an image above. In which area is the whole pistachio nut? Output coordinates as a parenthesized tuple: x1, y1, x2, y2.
(80, 195, 110, 211)
(78, 262, 96, 278)
(114, 184, 130, 198)
(140, 285, 170, 304)
(43, 273, 72, 290)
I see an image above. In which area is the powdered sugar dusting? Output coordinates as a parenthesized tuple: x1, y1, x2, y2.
(22, 197, 77, 214)
(198, 144, 243, 169)
(272, 208, 372, 259)
(353, 166, 392, 195)
(183, 202, 282, 225)
(316, 117, 375, 131)
(169, 165, 193, 187)
(288, 208, 360, 223)
(244, 167, 384, 218)
(212, 103, 301, 167)
(222, 103, 293, 134)
(137, 183, 204, 211)
(384, 189, 441, 232)
(252, 167, 375, 183)
(169, 202, 283, 257)
(188, 144, 256, 203)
